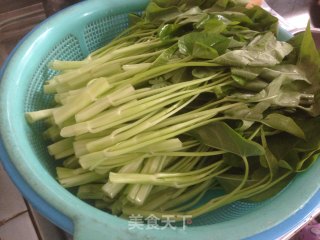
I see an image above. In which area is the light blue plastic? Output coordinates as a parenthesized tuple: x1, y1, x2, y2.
(0, 1, 319, 240)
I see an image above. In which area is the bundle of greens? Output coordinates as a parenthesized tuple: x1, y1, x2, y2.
(26, 0, 320, 220)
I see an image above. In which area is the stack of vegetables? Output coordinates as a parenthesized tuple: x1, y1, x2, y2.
(26, 0, 320, 220)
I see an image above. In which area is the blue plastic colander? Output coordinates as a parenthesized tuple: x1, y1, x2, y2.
(0, 1, 320, 239)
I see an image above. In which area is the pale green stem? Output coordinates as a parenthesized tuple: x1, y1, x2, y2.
(75, 84, 136, 122)
(102, 158, 144, 198)
(53, 77, 111, 125)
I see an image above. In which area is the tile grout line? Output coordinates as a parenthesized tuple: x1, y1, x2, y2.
(0, 210, 28, 227)
(24, 199, 43, 240)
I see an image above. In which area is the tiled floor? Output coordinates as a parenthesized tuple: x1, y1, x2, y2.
(0, 2, 75, 239)
(0, 164, 68, 240)
(0, 164, 33, 239)
(0, 1, 46, 65)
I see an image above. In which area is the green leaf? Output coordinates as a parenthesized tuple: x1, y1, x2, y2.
(284, 151, 301, 170)
(215, 0, 229, 9)
(237, 78, 268, 92)
(151, 44, 179, 67)
(170, 68, 189, 84)
(260, 128, 279, 179)
(178, 32, 231, 59)
(223, 152, 244, 168)
(151, 0, 180, 8)
(213, 32, 293, 67)
(247, 172, 294, 202)
(298, 22, 320, 80)
(231, 74, 247, 86)
(238, 120, 254, 131)
(229, 74, 312, 110)
(128, 14, 142, 27)
(175, 7, 207, 25)
(192, 67, 224, 78)
(210, 11, 253, 25)
(261, 113, 305, 139)
(216, 174, 260, 193)
(195, 15, 228, 34)
(194, 121, 265, 157)
(231, 67, 262, 81)
(228, 37, 247, 48)
(145, 2, 181, 23)
(229, 0, 251, 6)
(245, 32, 291, 57)
(201, 0, 250, 9)
(158, 24, 181, 40)
(178, 14, 208, 26)
(230, 67, 269, 91)
(224, 102, 270, 122)
(259, 65, 309, 83)
(200, 0, 219, 9)
(295, 117, 320, 151)
(267, 133, 300, 160)
(296, 149, 320, 172)
(283, 33, 304, 64)
(224, 25, 260, 43)
(244, 6, 278, 33)
(296, 22, 320, 117)
(177, 0, 209, 8)
(278, 160, 293, 170)
(193, 42, 219, 59)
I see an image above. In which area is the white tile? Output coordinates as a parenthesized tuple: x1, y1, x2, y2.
(0, 164, 28, 224)
(0, 212, 38, 240)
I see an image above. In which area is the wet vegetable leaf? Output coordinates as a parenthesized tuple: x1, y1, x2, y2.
(178, 32, 231, 58)
(247, 172, 294, 202)
(194, 121, 265, 157)
(145, 2, 181, 23)
(260, 128, 279, 179)
(216, 174, 260, 193)
(261, 113, 305, 139)
(213, 32, 293, 66)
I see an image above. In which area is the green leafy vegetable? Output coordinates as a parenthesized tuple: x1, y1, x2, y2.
(213, 32, 293, 66)
(178, 32, 230, 58)
(194, 121, 265, 157)
(25, 0, 320, 222)
(261, 113, 305, 139)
